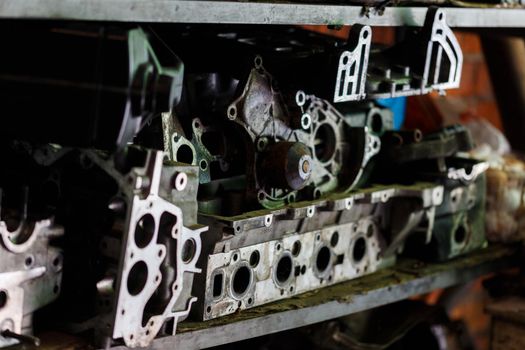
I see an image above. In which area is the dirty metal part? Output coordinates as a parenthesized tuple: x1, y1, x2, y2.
(0, 215, 63, 348)
(260, 142, 312, 191)
(404, 160, 487, 262)
(193, 183, 442, 320)
(165, 12, 460, 104)
(298, 92, 381, 196)
(104, 246, 514, 350)
(376, 125, 473, 175)
(383, 186, 443, 258)
(87, 149, 206, 348)
(225, 62, 311, 208)
(333, 25, 371, 103)
(166, 63, 380, 212)
(365, 8, 463, 99)
(340, 103, 394, 137)
(198, 219, 385, 321)
(0, 23, 183, 149)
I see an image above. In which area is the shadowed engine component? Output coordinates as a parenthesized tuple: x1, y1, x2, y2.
(0, 212, 63, 347)
(0, 23, 184, 150)
(82, 149, 206, 348)
(259, 142, 312, 191)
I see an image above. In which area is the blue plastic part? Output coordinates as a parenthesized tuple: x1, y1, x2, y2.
(377, 97, 407, 130)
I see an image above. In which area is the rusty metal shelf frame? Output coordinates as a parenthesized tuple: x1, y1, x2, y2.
(104, 244, 517, 350)
(0, 1, 524, 27)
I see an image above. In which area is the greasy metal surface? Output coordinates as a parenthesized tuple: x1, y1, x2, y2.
(194, 182, 442, 320)
(102, 244, 516, 350)
(1, 2, 525, 27)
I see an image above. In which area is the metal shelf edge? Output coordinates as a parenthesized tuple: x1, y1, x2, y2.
(0, 1, 524, 27)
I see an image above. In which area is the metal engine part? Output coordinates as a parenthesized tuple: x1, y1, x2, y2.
(87, 149, 206, 348)
(154, 7, 461, 105)
(404, 158, 488, 261)
(193, 183, 442, 320)
(364, 8, 463, 99)
(373, 125, 487, 261)
(0, 213, 63, 347)
(0, 23, 184, 149)
(165, 63, 380, 213)
(333, 25, 371, 103)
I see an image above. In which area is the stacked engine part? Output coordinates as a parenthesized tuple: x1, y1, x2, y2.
(374, 126, 488, 261)
(0, 198, 63, 347)
(0, 6, 486, 349)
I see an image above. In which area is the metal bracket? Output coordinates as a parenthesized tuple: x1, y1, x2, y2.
(333, 25, 371, 103)
(422, 8, 463, 92)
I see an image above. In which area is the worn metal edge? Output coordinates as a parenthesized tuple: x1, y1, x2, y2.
(0, 1, 524, 27)
(105, 245, 516, 350)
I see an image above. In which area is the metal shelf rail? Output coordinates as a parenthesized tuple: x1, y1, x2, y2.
(0, 1, 524, 27)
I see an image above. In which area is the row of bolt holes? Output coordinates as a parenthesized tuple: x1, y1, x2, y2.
(206, 230, 371, 314)
(24, 254, 62, 270)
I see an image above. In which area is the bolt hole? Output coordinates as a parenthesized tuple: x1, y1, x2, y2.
(342, 54, 349, 65)
(454, 225, 467, 244)
(228, 105, 237, 119)
(0, 291, 7, 309)
(367, 225, 374, 238)
(292, 241, 301, 256)
(254, 56, 263, 67)
(296, 91, 306, 106)
(52, 256, 61, 267)
(249, 251, 260, 267)
(330, 232, 339, 247)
